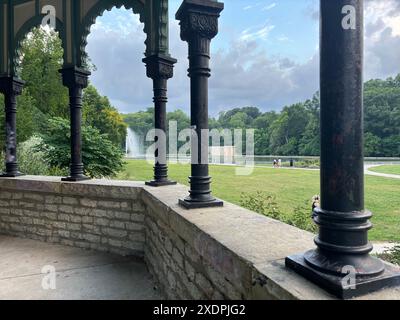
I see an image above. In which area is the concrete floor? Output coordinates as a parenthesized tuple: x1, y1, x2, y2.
(0, 235, 161, 300)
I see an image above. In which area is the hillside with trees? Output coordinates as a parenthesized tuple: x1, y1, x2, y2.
(124, 75, 400, 157)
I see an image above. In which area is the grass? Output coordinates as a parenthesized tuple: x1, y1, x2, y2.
(118, 160, 400, 242)
(369, 165, 400, 176)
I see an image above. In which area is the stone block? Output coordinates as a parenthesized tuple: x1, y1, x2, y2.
(44, 204, 58, 212)
(59, 205, 74, 214)
(45, 195, 62, 204)
(23, 193, 44, 202)
(114, 211, 131, 220)
(63, 197, 79, 205)
(103, 228, 127, 238)
(98, 200, 120, 209)
(80, 198, 97, 208)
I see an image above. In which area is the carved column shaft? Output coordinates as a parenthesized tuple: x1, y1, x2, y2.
(0, 77, 25, 177)
(144, 54, 177, 187)
(176, 0, 224, 209)
(59, 67, 91, 182)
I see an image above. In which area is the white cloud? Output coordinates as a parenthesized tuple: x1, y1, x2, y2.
(364, 0, 400, 79)
(86, 2, 400, 116)
(239, 23, 275, 42)
(262, 3, 277, 11)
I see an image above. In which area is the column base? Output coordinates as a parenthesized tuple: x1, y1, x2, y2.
(0, 171, 24, 178)
(146, 180, 177, 187)
(62, 175, 91, 182)
(179, 197, 224, 209)
(286, 251, 400, 299)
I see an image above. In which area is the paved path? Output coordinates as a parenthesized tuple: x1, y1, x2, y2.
(0, 236, 160, 300)
(364, 164, 400, 180)
(248, 163, 400, 179)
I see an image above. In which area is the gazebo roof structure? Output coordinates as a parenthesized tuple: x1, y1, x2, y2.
(0, 0, 170, 75)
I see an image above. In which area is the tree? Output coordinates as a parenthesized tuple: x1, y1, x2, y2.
(18, 27, 69, 119)
(123, 108, 154, 138)
(37, 117, 124, 178)
(83, 85, 127, 147)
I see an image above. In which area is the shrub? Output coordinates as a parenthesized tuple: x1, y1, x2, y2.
(378, 245, 400, 266)
(36, 117, 125, 178)
(239, 192, 283, 220)
(285, 200, 318, 233)
(17, 136, 49, 175)
(0, 136, 70, 176)
(240, 192, 317, 233)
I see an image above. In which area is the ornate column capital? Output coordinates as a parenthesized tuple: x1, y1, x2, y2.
(176, 0, 224, 42)
(0, 76, 25, 96)
(59, 66, 91, 90)
(143, 54, 177, 80)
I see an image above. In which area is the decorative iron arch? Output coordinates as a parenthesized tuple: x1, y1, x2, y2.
(0, 0, 175, 184)
(13, 15, 66, 75)
(0, 0, 171, 75)
(78, 0, 146, 68)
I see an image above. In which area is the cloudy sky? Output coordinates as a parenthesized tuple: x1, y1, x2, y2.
(86, 0, 400, 116)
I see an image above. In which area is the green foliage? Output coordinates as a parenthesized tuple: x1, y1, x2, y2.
(83, 85, 127, 147)
(0, 136, 68, 176)
(37, 117, 125, 178)
(18, 27, 69, 119)
(123, 108, 154, 138)
(239, 192, 317, 233)
(0, 28, 128, 178)
(123, 108, 192, 150)
(239, 192, 282, 220)
(18, 136, 50, 175)
(290, 159, 320, 169)
(378, 245, 400, 266)
(286, 200, 318, 233)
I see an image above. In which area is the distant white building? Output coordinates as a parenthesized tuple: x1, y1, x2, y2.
(209, 146, 236, 164)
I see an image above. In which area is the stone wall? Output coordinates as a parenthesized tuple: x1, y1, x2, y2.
(0, 177, 398, 300)
(0, 178, 146, 256)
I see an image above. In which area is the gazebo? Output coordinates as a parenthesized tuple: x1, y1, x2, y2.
(0, 0, 399, 300)
(0, 0, 176, 185)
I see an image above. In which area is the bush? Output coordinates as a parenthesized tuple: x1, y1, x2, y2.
(0, 136, 69, 176)
(285, 200, 318, 233)
(18, 136, 50, 175)
(378, 245, 400, 266)
(240, 192, 317, 233)
(239, 192, 282, 220)
(37, 117, 125, 178)
(286, 159, 320, 169)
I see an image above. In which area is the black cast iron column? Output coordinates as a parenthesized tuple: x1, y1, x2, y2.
(59, 67, 91, 182)
(143, 54, 177, 187)
(286, 0, 400, 299)
(177, 0, 224, 209)
(0, 77, 25, 177)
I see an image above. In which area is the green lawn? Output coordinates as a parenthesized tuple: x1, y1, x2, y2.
(369, 165, 400, 176)
(118, 160, 400, 242)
